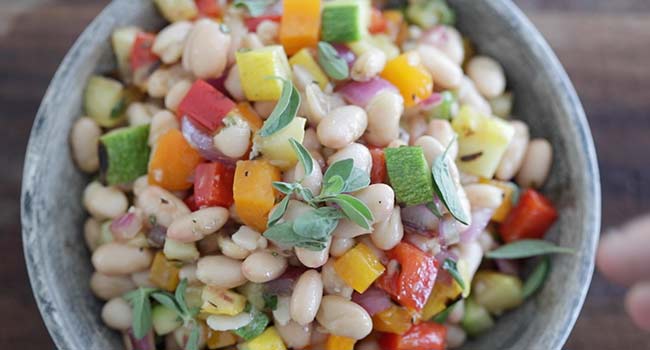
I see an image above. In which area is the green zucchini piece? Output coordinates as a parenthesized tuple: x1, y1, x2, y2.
(99, 124, 150, 185)
(84, 75, 126, 127)
(321, 0, 369, 43)
(384, 146, 434, 206)
(233, 306, 269, 341)
(152, 304, 182, 335)
(462, 298, 495, 337)
(471, 271, 524, 315)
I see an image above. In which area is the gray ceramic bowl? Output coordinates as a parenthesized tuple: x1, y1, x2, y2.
(21, 0, 600, 349)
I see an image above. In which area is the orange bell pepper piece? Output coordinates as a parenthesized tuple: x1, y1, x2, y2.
(148, 129, 203, 191)
(326, 335, 356, 350)
(373, 305, 412, 335)
(149, 252, 181, 292)
(235, 102, 263, 132)
(279, 0, 322, 55)
(380, 52, 433, 107)
(233, 160, 281, 232)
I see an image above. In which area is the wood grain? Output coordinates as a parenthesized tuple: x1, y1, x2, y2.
(1, 0, 649, 348)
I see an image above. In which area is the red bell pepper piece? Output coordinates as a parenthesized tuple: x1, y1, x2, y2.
(177, 80, 236, 133)
(499, 189, 558, 243)
(194, 162, 236, 208)
(195, 0, 221, 17)
(184, 194, 199, 212)
(130, 32, 159, 73)
(379, 322, 447, 350)
(369, 7, 388, 34)
(244, 14, 282, 31)
(370, 147, 387, 184)
(376, 243, 438, 311)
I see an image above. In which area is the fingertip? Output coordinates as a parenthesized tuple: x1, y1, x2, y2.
(596, 231, 628, 285)
(625, 282, 650, 332)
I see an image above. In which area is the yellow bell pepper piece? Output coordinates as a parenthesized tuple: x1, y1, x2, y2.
(480, 178, 517, 222)
(372, 305, 412, 335)
(326, 335, 356, 350)
(334, 243, 385, 293)
(380, 51, 433, 107)
(149, 251, 181, 292)
(289, 48, 329, 90)
(236, 46, 292, 101)
(207, 330, 238, 349)
(201, 287, 247, 316)
(421, 279, 463, 320)
(233, 160, 281, 232)
(153, 0, 198, 22)
(240, 327, 287, 350)
(255, 117, 307, 170)
(280, 0, 322, 56)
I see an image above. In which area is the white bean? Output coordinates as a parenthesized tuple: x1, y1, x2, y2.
(365, 91, 404, 147)
(147, 67, 172, 98)
(292, 64, 316, 92)
(231, 226, 267, 251)
(225, 65, 245, 101)
(464, 184, 504, 211)
(148, 110, 180, 146)
(125, 102, 153, 126)
(457, 241, 483, 286)
(408, 116, 428, 145)
(466, 56, 506, 99)
(92, 243, 153, 275)
(317, 106, 368, 149)
(351, 48, 386, 82)
(295, 236, 331, 268)
(290, 270, 323, 326)
(446, 324, 467, 349)
(225, 15, 247, 65)
(329, 237, 355, 258)
(447, 299, 465, 324)
(256, 20, 279, 45)
(83, 182, 128, 220)
(275, 321, 312, 349)
(284, 155, 323, 198)
(242, 251, 288, 283)
(241, 32, 264, 50)
(273, 295, 291, 326)
(70, 117, 101, 173)
(414, 135, 445, 169)
(136, 186, 190, 227)
(207, 313, 253, 331)
(427, 119, 458, 160)
(304, 84, 345, 127)
(165, 80, 192, 113)
(152, 21, 193, 64)
(516, 138, 553, 189)
(371, 206, 404, 250)
(354, 184, 395, 224)
(182, 19, 231, 79)
(316, 295, 372, 339)
(101, 298, 132, 331)
(196, 255, 247, 289)
(458, 76, 492, 115)
(213, 123, 251, 159)
(217, 232, 250, 260)
(302, 128, 321, 151)
(179, 264, 198, 284)
(321, 260, 353, 299)
(90, 272, 136, 300)
(417, 44, 462, 89)
(438, 26, 465, 65)
(332, 218, 370, 239)
(84, 218, 102, 252)
(167, 207, 229, 243)
(327, 142, 372, 176)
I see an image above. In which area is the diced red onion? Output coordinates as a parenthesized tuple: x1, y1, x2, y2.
(419, 92, 443, 109)
(110, 212, 143, 241)
(495, 259, 520, 276)
(338, 78, 399, 108)
(333, 44, 356, 68)
(264, 267, 306, 295)
(401, 205, 441, 233)
(438, 215, 463, 246)
(460, 208, 494, 243)
(404, 232, 440, 254)
(147, 225, 167, 248)
(352, 287, 392, 316)
(181, 117, 235, 163)
(418, 25, 450, 48)
(126, 329, 155, 350)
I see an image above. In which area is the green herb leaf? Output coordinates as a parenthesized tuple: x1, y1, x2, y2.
(431, 138, 470, 225)
(258, 78, 300, 137)
(263, 222, 328, 251)
(127, 288, 155, 339)
(123, 287, 156, 302)
(175, 278, 190, 317)
(297, 186, 315, 204)
(522, 257, 551, 299)
(442, 258, 465, 290)
(234, 306, 270, 340)
(293, 207, 343, 240)
(330, 194, 373, 230)
(426, 201, 444, 218)
(431, 302, 456, 324)
(233, 0, 276, 17)
(344, 167, 371, 193)
(485, 240, 574, 259)
(151, 292, 182, 315)
(263, 293, 278, 311)
(322, 175, 346, 197)
(272, 181, 296, 195)
(185, 321, 201, 350)
(317, 42, 349, 80)
(268, 194, 291, 227)
(289, 138, 314, 176)
(323, 159, 354, 187)
(110, 98, 126, 119)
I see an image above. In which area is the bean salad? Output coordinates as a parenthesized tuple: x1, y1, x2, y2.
(71, 0, 566, 349)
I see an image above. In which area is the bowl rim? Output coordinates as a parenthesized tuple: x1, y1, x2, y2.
(21, 1, 601, 349)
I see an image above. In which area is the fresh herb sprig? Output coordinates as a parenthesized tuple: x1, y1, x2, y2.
(430, 136, 470, 225)
(442, 258, 465, 290)
(258, 78, 301, 137)
(522, 257, 551, 299)
(124, 279, 201, 350)
(233, 0, 276, 17)
(485, 239, 574, 259)
(317, 42, 349, 80)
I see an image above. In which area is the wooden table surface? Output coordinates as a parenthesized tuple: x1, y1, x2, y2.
(2, 0, 649, 348)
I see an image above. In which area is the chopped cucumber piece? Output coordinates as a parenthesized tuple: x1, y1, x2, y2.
(84, 75, 126, 127)
(163, 238, 199, 262)
(152, 304, 182, 335)
(462, 298, 495, 337)
(99, 124, 150, 185)
(471, 271, 524, 315)
(384, 146, 434, 206)
(321, 0, 370, 43)
(233, 306, 269, 341)
(237, 283, 267, 311)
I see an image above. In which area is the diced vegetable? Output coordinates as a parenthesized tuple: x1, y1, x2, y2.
(321, 0, 369, 43)
(280, 0, 322, 55)
(149, 251, 181, 292)
(163, 238, 200, 262)
(233, 160, 282, 232)
(421, 278, 463, 320)
(462, 298, 495, 337)
(255, 117, 307, 170)
(326, 335, 356, 350)
(194, 162, 236, 208)
(338, 77, 399, 108)
(148, 129, 203, 191)
(237, 283, 267, 311)
(369, 147, 387, 184)
(372, 305, 412, 335)
(384, 147, 434, 206)
(376, 243, 438, 311)
(195, 0, 221, 18)
(499, 189, 558, 243)
(84, 75, 126, 127)
(405, 0, 455, 28)
(111, 26, 139, 79)
(378, 322, 447, 350)
(153, 0, 199, 22)
(236, 46, 292, 101)
(451, 105, 515, 178)
(480, 179, 518, 223)
(152, 304, 182, 335)
(234, 307, 270, 341)
(288, 48, 329, 90)
(236, 102, 264, 132)
(207, 330, 238, 349)
(334, 243, 386, 293)
(369, 7, 387, 34)
(177, 80, 237, 133)
(201, 287, 247, 316)
(239, 326, 286, 350)
(380, 52, 433, 107)
(185, 285, 204, 310)
(130, 32, 159, 78)
(98, 124, 150, 185)
(471, 271, 524, 315)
